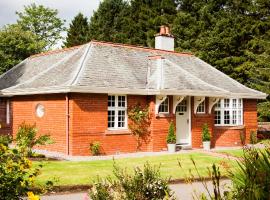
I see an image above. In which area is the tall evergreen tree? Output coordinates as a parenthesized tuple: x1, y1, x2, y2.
(64, 13, 90, 47)
(88, 0, 130, 43)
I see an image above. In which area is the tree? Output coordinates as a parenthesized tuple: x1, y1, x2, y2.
(0, 24, 45, 75)
(64, 13, 90, 47)
(88, 0, 130, 43)
(16, 3, 65, 49)
(172, 0, 270, 120)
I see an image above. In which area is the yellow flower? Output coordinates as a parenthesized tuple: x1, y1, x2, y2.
(27, 192, 40, 200)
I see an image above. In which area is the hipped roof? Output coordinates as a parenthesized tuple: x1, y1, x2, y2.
(0, 41, 267, 99)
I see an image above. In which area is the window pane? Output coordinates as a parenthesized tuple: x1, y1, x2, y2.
(196, 101, 205, 113)
(238, 110, 242, 125)
(176, 100, 187, 112)
(215, 111, 221, 124)
(238, 99, 242, 108)
(118, 96, 126, 107)
(232, 99, 237, 108)
(224, 99, 230, 108)
(118, 110, 125, 128)
(158, 98, 169, 113)
(224, 110, 230, 124)
(108, 95, 115, 107)
(108, 110, 115, 128)
(232, 110, 237, 124)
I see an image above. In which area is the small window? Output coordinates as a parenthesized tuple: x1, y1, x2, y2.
(196, 101, 205, 114)
(108, 95, 127, 129)
(158, 97, 169, 113)
(176, 99, 187, 112)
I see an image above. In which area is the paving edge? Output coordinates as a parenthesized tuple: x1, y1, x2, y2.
(40, 176, 229, 195)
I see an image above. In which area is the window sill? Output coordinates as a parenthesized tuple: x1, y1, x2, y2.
(214, 125, 245, 130)
(105, 129, 131, 135)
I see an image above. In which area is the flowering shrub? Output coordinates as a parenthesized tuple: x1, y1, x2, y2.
(128, 104, 151, 150)
(89, 162, 174, 200)
(15, 122, 53, 157)
(0, 144, 41, 200)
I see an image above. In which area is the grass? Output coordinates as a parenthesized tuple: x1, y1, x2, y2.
(215, 149, 244, 158)
(34, 152, 235, 186)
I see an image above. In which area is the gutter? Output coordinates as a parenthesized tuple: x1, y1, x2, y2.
(65, 94, 70, 155)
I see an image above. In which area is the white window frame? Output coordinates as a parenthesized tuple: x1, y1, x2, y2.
(108, 94, 127, 130)
(6, 100, 10, 124)
(196, 100, 205, 114)
(214, 98, 243, 126)
(158, 97, 169, 114)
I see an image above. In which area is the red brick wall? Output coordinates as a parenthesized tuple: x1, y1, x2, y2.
(0, 98, 12, 135)
(10, 93, 259, 155)
(69, 93, 150, 156)
(191, 97, 215, 148)
(12, 94, 67, 153)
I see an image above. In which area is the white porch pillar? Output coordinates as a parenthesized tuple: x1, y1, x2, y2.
(208, 97, 220, 114)
(155, 95, 167, 114)
(194, 96, 205, 113)
(173, 95, 185, 114)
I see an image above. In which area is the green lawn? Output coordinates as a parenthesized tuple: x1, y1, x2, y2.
(216, 149, 244, 158)
(34, 152, 235, 186)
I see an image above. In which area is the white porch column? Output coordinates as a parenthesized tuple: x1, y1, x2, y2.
(194, 96, 205, 113)
(173, 95, 185, 114)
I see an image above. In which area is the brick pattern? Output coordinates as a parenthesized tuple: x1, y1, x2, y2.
(69, 93, 150, 155)
(0, 98, 12, 135)
(9, 93, 258, 155)
(191, 97, 214, 148)
(12, 95, 67, 153)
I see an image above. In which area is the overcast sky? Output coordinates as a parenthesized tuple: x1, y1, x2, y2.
(0, 0, 101, 27)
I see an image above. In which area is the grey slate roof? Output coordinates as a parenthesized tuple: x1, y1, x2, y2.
(0, 41, 267, 99)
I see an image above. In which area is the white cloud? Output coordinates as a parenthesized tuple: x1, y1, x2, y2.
(0, 0, 101, 27)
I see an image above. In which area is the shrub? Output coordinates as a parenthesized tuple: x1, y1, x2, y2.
(0, 144, 41, 200)
(15, 122, 53, 157)
(166, 122, 176, 144)
(128, 104, 151, 150)
(90, 141, 101, 156)
(202, 123, 211, 142)
(89, 162, 174, 200)
(0, 134, 12, 146)
(250, 130, 257, 144)
(229, 148, 270, 199)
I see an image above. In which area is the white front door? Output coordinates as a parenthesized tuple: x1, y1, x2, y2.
(176, 97, 190, 144)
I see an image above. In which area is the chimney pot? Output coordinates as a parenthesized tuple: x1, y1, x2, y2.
(165, 26, 170, 35)
(160, 25, 166, 35)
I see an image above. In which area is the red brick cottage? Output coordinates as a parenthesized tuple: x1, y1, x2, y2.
(0, 27, 267, 156)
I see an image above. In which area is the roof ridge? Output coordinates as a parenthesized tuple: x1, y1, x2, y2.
(29, 43, 88, 58)
(91, 40, 193, 56)
(70, 43, 92, 85)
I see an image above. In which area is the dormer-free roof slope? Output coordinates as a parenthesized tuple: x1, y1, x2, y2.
(0, 41, 267, 99)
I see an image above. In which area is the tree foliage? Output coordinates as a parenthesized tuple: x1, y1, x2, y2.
(16, 3, 65, 49)
(64, 13, 90, 47)
(0, 24, 45, 74)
